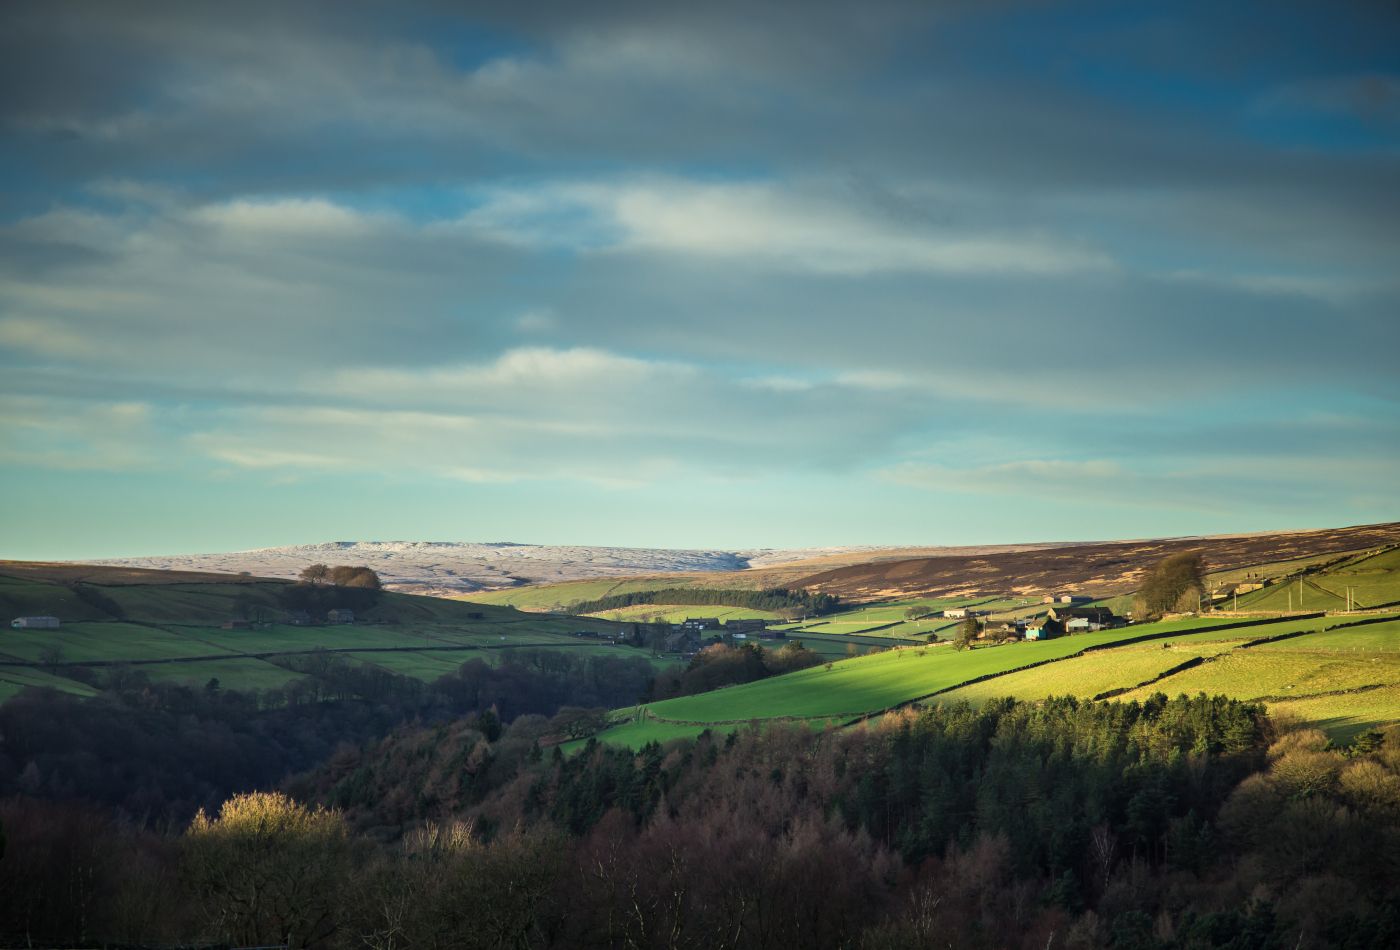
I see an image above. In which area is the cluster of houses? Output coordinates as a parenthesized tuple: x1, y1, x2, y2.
(1026, 606, 1126, 641)
(948, 602, 1127, 643)
(666, 617, 785, 654)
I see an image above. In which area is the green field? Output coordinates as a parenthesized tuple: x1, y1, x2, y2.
(586, 604, 783, 623)
(134, 657, 309, 690)
(937, 617, 1400, 741)
(1115, 619, 1400, 703)
(618, 617, 1288, 728)
(1230, 546, 1400, 612)
(1267, 684, 1400, 742)
(589, 613, 1394, 747)
(0, 568, 672, 696)
(459, 577, 689, 611)
(936, 639, 1244, 705)
(0, 666, 101, 702)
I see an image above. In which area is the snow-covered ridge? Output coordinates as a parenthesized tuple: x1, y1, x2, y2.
(82, 541, 888, 593)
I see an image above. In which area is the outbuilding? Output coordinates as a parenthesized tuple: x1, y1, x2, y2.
(1025, 619, 1062, 641)
(11, 616, 60, 629)
(327, 608, 355, 624)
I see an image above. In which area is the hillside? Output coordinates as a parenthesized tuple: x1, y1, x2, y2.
(593, 612, 1400, 748)
(789, 521, 1400, 600)
(0, 562, 661, 700)
(78, 540, 909, 594)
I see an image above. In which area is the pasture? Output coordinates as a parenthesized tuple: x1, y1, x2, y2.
(591, 613, 1392, 747)
(0, 567, 666, 696)
(586, 604, 783, 624)
(1231, 546, 1400, 612)
(460, 577, 690, 611)
(624, 616, 1293, 727)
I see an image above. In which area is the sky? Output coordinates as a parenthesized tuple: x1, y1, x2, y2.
(1, 0, 1398, 559)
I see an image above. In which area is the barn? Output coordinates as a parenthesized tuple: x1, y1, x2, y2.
(10, 616, 61, 629)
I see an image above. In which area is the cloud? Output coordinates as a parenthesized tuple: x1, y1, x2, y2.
(0, 317, 95, 358)
(0, 395, 158, 470)
(1, 1, 1397, 549)
(192, 198, 385, 237)
(461, 178, 1111, 275)
(514, 308, 558, 333)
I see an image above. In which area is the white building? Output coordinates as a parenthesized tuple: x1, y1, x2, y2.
(11, 616, 61, 629)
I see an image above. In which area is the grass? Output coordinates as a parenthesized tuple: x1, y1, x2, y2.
(585, 604, 784, 623)
(1102, 618, 1400, 740)
(1267, 685, 1400, 743)
(136, 658, 308, 690)
(1249, 618, 1400, 653)
(590, 614, 1377, 748)
(0, 622, 236, 663)
(631, 618, 1280, 726)
(0, 666, 99, 701)
(1231, 546, 1400, 612)
(1114, 620, 1400, 704)
(460, 577, 689, 611)
(0, 567, 675, 696)
(935, 639, 1242, 705)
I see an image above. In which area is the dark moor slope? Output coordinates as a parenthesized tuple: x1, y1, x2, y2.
(792, 522, 1400, 599)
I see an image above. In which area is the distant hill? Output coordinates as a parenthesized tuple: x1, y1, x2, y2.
(0, 561, 648, 700)
(76, 540, 912, 594)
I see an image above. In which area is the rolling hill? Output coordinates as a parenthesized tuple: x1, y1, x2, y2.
(592, 612, 1400, 748)
(0, 561, 662, 700)
(788, 521, 1400, 600)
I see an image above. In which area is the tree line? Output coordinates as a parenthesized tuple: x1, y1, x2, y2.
(646, 640, 825, 700)
(299, 564, 384, 588)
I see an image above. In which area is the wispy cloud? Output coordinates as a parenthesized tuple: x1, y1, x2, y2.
(460, 178, 1112, 275)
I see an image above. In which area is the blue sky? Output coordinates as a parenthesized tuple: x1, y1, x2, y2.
(1, 0, 1398, 559)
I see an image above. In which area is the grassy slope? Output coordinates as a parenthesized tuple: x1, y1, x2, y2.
(1230, 546, 1400, 612)
(595, 614, 1397, 747)
(586, 604, 784, 623)
(935, 640, 1245, 705)
(936, 616, 1400, 742)
(0, 567, 669, 696)
(459, 577, 692, 610)
(623, 617, 1271, 726)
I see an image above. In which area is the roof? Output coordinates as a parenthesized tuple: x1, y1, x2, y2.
(1048, 606, 1120, 621)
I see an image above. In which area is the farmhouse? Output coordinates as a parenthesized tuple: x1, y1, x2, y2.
(1047, 605, 1124, 631)
(942, 607, 985, 619)
(326, 608, 355, 624)
(663, 631, 699, 654)
(988, 620, 1026, 639)
(682, 617, 721, 631)
(288, 610, 313, 626)
(10, 616, 60, 629)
